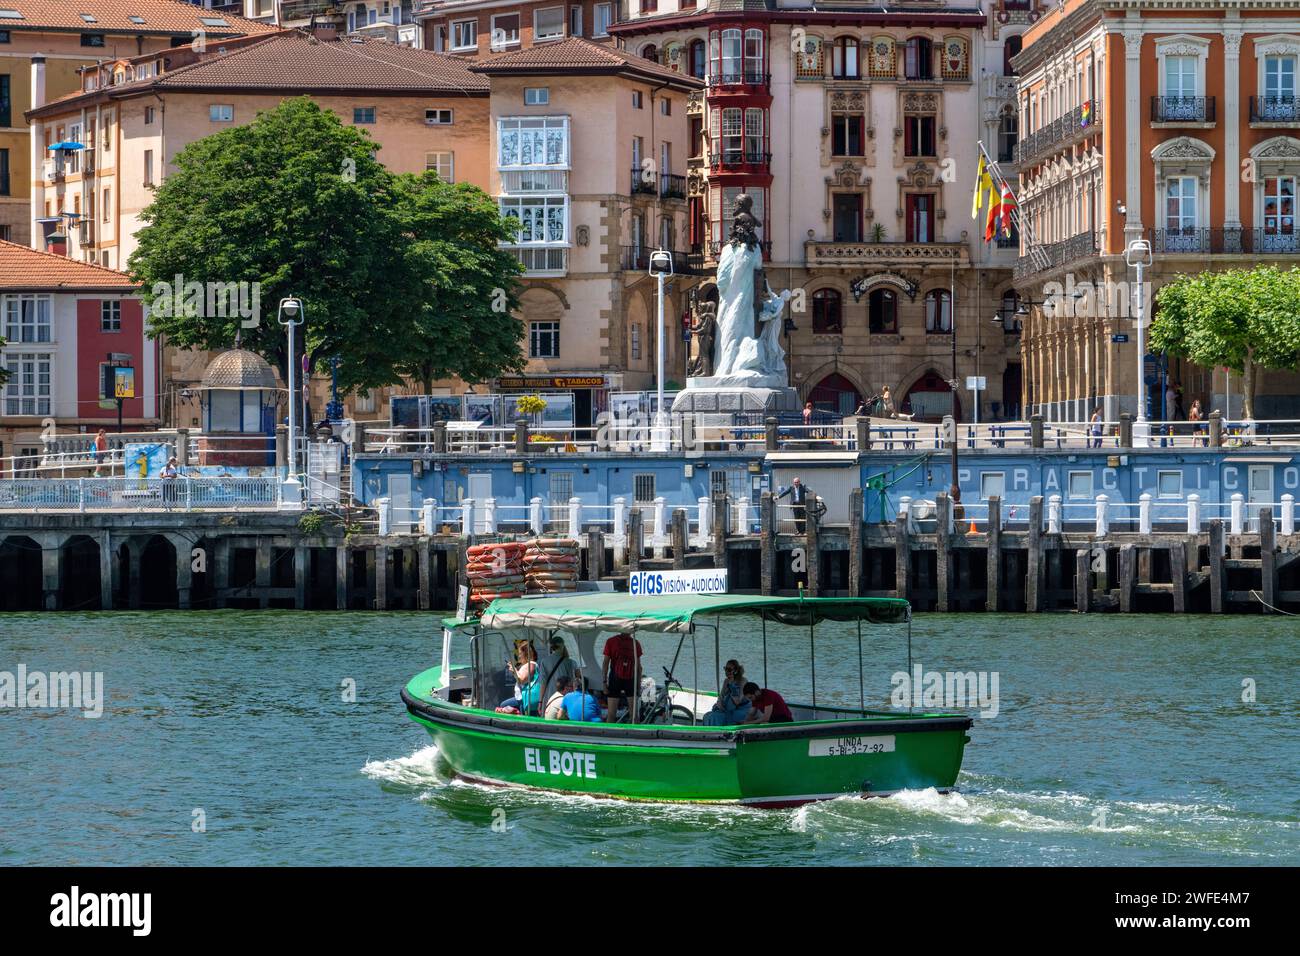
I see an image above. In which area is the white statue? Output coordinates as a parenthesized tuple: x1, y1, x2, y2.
(709, 197, 791, 388)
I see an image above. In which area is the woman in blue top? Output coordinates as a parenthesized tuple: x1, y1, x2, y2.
(704, 660, 752, 725)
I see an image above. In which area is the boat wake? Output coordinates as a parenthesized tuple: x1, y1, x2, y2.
(360, 745, 449, 790)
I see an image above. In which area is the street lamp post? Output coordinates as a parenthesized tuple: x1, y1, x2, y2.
(649, 250, 674, 451)
(278, 297, 305, 476)
(1125, 239, 1153, 447)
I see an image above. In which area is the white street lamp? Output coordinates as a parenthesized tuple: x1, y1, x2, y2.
(1125, 239, 1153, 447)
(278, 297, 305, 477)
(648, 250, 674, 451)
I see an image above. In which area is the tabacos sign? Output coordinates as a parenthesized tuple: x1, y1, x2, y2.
(628, 568, 729, 596)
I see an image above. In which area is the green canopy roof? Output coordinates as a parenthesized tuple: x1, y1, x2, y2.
(471, 593, 909, 636)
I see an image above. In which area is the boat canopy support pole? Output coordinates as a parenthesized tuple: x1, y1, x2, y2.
(857, 619, 864, 715)
(809, 616, 817, 717)
(761, 613, 768, 689)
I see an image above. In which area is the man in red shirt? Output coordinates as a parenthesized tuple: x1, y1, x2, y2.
(742, 682, 794, 723)
(602, 631, 643, 722)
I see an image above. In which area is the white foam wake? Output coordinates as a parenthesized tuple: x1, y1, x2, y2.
(361, 745, 445, 788)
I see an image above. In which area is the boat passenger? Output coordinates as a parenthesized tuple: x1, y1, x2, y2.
(495, 643, 538, 714)
(538, 634, 578, 706)
(704, 660, 752, 726)
(602, 632, 643, 722)
(562, 686, 603, 722)
(742, 683, 794, 724)
(545, 676, 573, 720)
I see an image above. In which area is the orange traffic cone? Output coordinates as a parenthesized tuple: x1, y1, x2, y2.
(967, 517, 979, 535)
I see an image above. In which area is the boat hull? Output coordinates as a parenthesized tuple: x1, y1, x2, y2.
(403, 669, 971, 806)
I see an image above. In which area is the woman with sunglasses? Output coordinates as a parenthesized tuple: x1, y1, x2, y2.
(704, 659, 752, 726)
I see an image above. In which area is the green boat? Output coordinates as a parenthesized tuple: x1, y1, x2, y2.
(401, 593, 971, 808)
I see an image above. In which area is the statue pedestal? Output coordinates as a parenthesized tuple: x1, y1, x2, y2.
(671, 379, 802, 425)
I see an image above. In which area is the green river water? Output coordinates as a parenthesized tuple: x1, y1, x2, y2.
(0, 610, 1295, 865)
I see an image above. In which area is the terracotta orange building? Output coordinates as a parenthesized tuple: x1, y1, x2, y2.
(1014, 0, 1300, 423)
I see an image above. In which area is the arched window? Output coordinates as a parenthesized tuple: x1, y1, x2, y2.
(689, 39, 706, 80)
(905, 36, 932, 80)
(832, 36, 859, 79)
(811, 289, 843, 334)
(998, 106, 1018, 162)
(641, 44, 659, 64)
(1003, 35, 1023, 77)
(925, 290, 952, 332)
(744, 29, 764, 82)
(868, 289, 897, 333)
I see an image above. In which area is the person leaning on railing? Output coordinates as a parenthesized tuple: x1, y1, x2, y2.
(160, 456, 181, 510)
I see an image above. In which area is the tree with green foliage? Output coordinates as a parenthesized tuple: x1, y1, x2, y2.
(1151, 265, 1300, 420)
(128, 96, 524, 400)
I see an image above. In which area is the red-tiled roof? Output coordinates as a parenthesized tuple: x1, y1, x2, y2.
(0, 0, 277, 36)
(0, 240, 138, 291)
(29, 29, 487, 116)
(470, 37, 703, 89)
(149, 30, 488, 93)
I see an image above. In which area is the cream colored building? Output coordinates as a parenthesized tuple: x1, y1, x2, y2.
(471, 36, 703, 422)
(607, 0, 1032, 420)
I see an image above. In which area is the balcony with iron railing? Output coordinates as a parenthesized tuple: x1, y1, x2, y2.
(1014, 104, 1099, 165)
(1151, 95, 1215, 124)
(629, 169, 688, 200)
(805, 238, 967, 267)
(709, 150, 771, 173)
(706, 71, 770, 89)
(619, 246, 706, 275)
(1013, 231, 1099, 280)
(1249, 95, 1300, 124)
(1145, 227, 1300, 255)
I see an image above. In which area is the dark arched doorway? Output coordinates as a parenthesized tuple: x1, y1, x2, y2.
(139, 535, 178, 609)
(60, 535, 102, 610)
(0, 536, 43, 610)
(808, 373, 862, 416)
(902, 369, 961, 422)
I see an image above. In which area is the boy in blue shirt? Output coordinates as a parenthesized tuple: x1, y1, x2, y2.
(562, 687, 604, 722)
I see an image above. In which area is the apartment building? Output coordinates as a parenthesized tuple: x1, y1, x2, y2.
(272, 1, 420, 46)
(26, 27, 489, 268)
(604, 0, 1032, 421)
(0, 0, 274, 246)
(417, 0, 617, 56)
(470, 36, 702, 421)
(1014, 0, 1300, 421)
(26, 26, 490, 425)
(0, 239, 153, 470)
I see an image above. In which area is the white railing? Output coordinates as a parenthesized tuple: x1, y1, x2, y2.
(0, 477, 282, 512)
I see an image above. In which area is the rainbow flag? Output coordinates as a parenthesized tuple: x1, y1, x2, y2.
(1081, 100, 1092, 128)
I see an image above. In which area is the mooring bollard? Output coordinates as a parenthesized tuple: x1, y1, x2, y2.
(422, 498, 436, 535)
(899, 495, 913, 533)
(1186, 493, 1201, 533)
(1230, 493, 1244, 535)
(484, 497, 497, 534)
(1030, 414, 1044, 449)
(461, 498, 475, 536)
(377, 497, 392, 536)
(1139, 493, 1152, 535)
(696, 496, 710, 548)
(529, 496, 544, 535)
(514, 420, 528, 455)
(1209, 411, 1223, 448)
(1094, 494, 1109, 536)
(652, 496, 667, 547)
(1047, 494, 1062, 534)
(1282, 494, 1296, 536)
(1119, 414, 1133, 449)
(612, 497, 627, 565)
(568, 497, 582, 538)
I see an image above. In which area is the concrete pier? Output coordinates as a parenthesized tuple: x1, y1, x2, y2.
(1, 497, 1297, 613)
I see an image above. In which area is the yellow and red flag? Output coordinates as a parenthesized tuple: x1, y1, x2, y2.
(984, 178, 1002, 241)
(972, 155, 987, 220)
(999, 182, 1017, 238)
